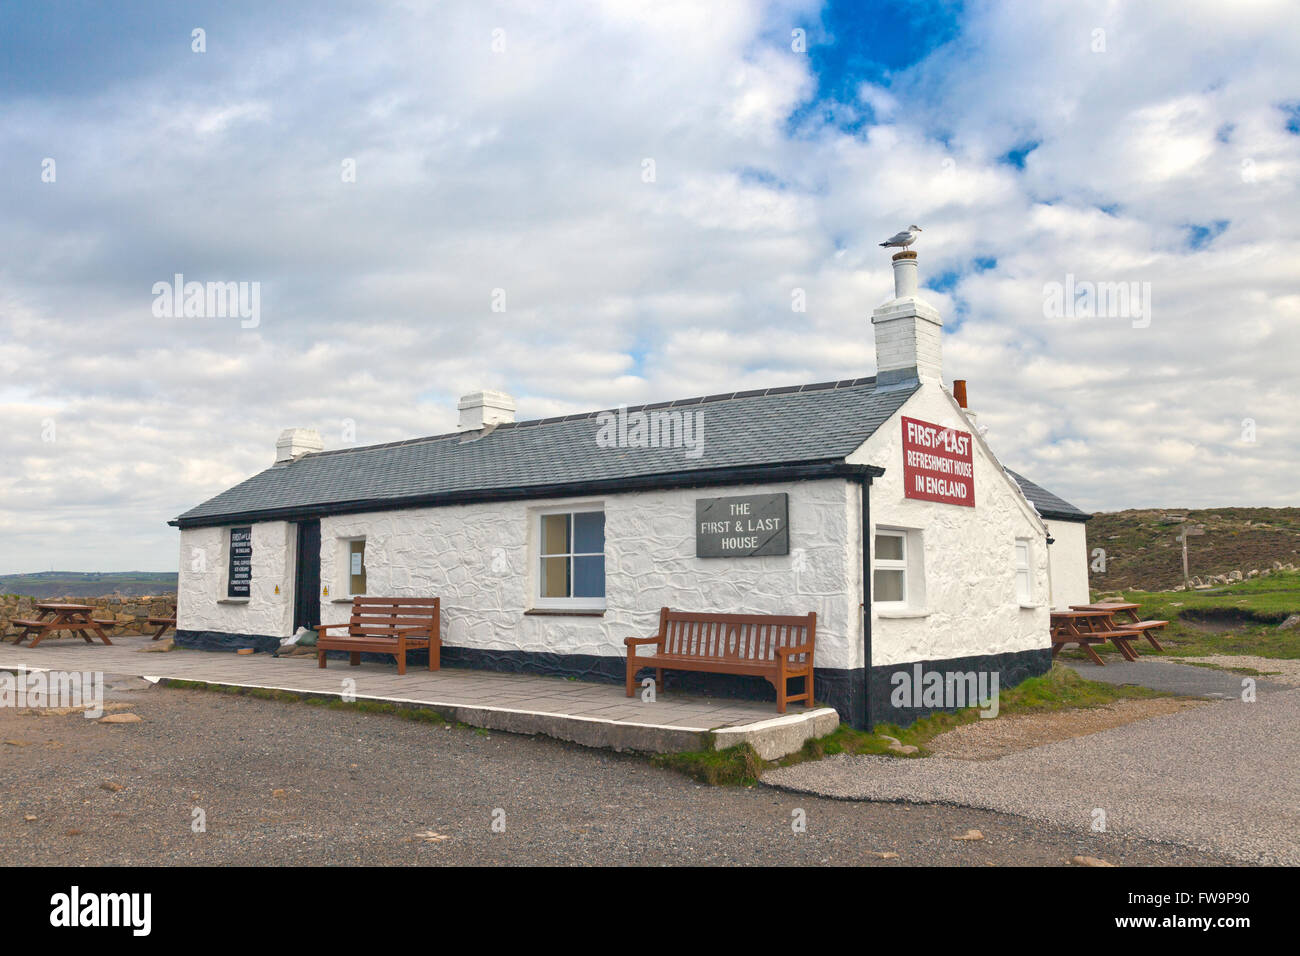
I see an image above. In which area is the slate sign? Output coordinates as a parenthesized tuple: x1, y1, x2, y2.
(227, 526, 252, 598)
(696, 493, 789, 558)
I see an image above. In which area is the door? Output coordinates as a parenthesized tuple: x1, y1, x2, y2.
(293, 519, 322, 631)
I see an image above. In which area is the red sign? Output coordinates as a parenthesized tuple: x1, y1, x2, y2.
(901, 416, 975, 507)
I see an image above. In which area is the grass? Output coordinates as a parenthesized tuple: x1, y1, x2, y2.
(1057, 570, 1300, 663)
(652, 663, 1167, 786)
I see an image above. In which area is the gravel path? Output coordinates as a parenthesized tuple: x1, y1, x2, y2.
(0, 679, 1233, 866)
(1060, 658, 1292, 696)
(765, 691, 1300, 865)
(1175, 654, 1300, 686)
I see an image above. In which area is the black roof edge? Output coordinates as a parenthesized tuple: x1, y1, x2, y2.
(1040, 509, 1092, 522)
(169, 460, 886, 529)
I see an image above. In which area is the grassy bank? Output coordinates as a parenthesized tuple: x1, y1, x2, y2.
(653, 663, 1168, 785)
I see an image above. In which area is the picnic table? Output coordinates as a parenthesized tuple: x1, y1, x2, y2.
(1070, 602, 1168, 651)
(1050, 609, 1140, 665)
(6, 603, 115, 648)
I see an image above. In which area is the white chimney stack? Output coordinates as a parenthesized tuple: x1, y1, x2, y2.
(871, 251, 944, 386)
(457, 389, 516, 432)
(276, 428, 323, 464)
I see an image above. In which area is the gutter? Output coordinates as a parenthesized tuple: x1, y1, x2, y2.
(853, 469, 875, 731)
(170, 460, 886, 529)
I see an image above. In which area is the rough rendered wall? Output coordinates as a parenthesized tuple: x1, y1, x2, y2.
(847, 382, 1052, 666)
(318, 478, 858, 669)
(177, 522, 295, 638)
(177, 478, 859, 669)
(1045, 518, 1091, 609)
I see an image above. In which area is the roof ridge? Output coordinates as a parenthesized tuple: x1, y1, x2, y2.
(303, 376, 879, 460)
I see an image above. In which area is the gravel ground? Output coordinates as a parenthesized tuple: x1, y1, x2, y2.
(1060, 658, 1292, 696)
(924, 698, 1210, 761)
(0, 680, 1234, 866)
(1175, 654, 1300, 686)
(766, 691, 1300, 865)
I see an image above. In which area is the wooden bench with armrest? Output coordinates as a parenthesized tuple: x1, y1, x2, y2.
(624, 608, 816, 714)
(316, 597, 441, 675)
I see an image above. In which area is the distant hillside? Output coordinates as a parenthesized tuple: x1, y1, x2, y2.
(1087, 508, 1300, 592)
(0, 571, 177, 600)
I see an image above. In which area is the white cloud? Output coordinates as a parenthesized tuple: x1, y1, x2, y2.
(0, 0, 1297, 571)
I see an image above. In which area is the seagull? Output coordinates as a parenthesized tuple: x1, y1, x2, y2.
(879, 225, 923, 250)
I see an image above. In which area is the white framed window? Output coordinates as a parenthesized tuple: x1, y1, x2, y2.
(1014, 538, 1032, 605)
(873, 530, 908, 606)
(534, 506, 606, 609)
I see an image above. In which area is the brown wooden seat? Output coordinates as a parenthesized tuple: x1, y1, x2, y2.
(1088, 629, 1142, 661)
(147, 616, 177, 640)
(1121, 620, 1168, 650)
(316, 597, 440, 675)
(624, 608, 816, 714)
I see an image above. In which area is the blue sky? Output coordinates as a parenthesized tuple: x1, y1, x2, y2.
(2, 0, 1299, 571)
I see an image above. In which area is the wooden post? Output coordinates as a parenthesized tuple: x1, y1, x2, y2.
(1182, 523, 1190, 591)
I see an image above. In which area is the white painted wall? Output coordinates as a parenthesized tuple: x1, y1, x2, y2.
(1045, 519, 1091, 609)
(177, 521, 296, 637)
(180, 478, 863, 670)
(847, 382, 1052, 666)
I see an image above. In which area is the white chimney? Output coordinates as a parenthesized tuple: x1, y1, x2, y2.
(871, 251, 944, 386)
(276, 428, 323, 464)
(457, 389, 516, 432)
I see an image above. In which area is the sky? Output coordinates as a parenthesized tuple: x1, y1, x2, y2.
(1, 0, 1298, 573)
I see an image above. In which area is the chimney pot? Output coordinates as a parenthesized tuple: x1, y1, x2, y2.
(891, 250, 919, 298)
(953, 380, 968, 408)
(457, 389, 516, 432)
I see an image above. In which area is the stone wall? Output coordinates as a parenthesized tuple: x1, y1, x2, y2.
(0, 594, 176, 639)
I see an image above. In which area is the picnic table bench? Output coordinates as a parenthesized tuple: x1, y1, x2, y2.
(148, 615, 177, 640)
(316, 596, 440, 675)
(1071, 603, 1168, 651)
(7, 603, 115, 648)
(625, 608, 816, 714)
(1050, 609, 1140, 665)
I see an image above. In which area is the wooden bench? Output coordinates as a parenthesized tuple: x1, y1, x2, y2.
(1118, 620, 1168, 651)
(624, 608, 816, 714)
(7, 604, 114, 647)
(1051, 610, 1140, 664)
(316, 597, 440, 675)
(148, 616, 177, 640)
(1071, 604, 1168, 651)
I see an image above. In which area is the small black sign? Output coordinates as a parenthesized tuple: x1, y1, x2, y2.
(696, 493, 789, 558)
(228, 526, 252, 598)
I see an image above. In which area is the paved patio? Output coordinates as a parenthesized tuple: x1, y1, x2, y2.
(0, 634, 838, 757)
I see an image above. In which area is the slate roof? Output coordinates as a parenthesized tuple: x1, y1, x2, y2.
(1006, 469, 1091, 522)
(173, 377, 919, 527)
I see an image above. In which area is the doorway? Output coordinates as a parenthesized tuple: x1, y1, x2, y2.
(293, 519, 321, 631)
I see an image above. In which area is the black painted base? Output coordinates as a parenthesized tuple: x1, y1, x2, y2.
(176, 629, 280, 654)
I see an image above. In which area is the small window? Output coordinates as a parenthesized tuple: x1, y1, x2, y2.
(1014, 539, 1032, 604)
(536, 508, 605, 608)
(873, 531, 907, 605)
(349, 539, 367, 596)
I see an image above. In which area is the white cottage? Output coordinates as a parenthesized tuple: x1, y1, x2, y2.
(171, 251, 1078, 728)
